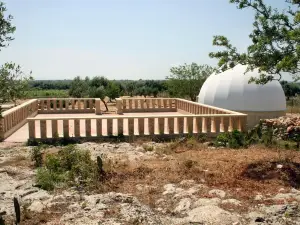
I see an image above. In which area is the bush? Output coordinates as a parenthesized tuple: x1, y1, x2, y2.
(31, 146, 43, 167)
(36, 167, 66, 191)
(215, 130, 246, 149)
(35, 145, 102, 191)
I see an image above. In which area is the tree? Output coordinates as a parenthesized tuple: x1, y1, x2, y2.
(106, 81, 121, 101)
(0, 63, 32, 104)
(69, 76, 89, 98)
(280, 80, 300, 100)
(0, 2, 31, 107)
(167, 63, 214, 101)
(125, 81, 136, 97)
(88, 76, 109, 111)
(0, 2, 15, 49)
(209, 0, 300, 84)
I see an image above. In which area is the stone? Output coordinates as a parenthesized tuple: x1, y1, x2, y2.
(193, 198, 221, 208)
(28, 200, 45, 213)
(162, 184, 176, 195)
(208, 189, 226, 198)
(291, 188, 300, 194)
(173, 185, 205, 199)
(254, 194, 264, 201)
(221, 199, 241, 206)
(203, 142, 214, 147)
(272, 193, 294, 201)
(179, 180, 195, 187)
(187, 205, 239, 225)
(173, 198, 191, 213)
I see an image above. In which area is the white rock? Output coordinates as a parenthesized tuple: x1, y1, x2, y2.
(221, 199, 241, 206)
(193, 198, 221, 208)
(22, 190, 51, 201)
(187, 205, 239, 225)
(208, 189, 226, 198)
(291, 188, 300, 194)
(28, 200, 45, 213)
(179, 180, 195, 187)
(163, 184, 176, 195)
(173, 198, 191, 213)
(254, 194, 264, 201)
(272, 193, 294, 201)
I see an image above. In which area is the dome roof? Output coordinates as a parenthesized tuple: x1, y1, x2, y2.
(198, 64, 286, 112)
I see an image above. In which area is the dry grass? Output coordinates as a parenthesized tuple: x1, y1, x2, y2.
(0, 155, 29, 167)
(100, 144, 300, 207)
(3, 142, 300, 224)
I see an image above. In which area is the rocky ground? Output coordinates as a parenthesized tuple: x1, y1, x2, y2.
(1, 141, 300, 225)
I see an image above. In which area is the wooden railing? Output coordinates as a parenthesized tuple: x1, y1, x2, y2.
(27, 113, 247, 140)
(0, 99, 38, 140)
(122, 98, 176, 113)
(38, 98, 95, 114)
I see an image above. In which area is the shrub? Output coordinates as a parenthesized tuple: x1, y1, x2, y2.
(35, 145, 103, 191)
(183, 159, 197, 169)
(215, 130, 245, 149)
(142, 144, 154, 152)
(36, 168, 66, 191)
(31, 146, 43, 167)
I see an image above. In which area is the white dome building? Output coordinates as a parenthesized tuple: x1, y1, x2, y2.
(198, 64, 286, 128)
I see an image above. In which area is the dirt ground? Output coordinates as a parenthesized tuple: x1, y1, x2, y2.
(2, 140, 300, 224)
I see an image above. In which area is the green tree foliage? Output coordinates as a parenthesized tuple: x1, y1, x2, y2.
(69, 76, 122, 111)
(280, 80, 300, 100)
(69, 76, 89, 98)
(209, 0, 300, 84)
(167, 63, 214, 101)
(29, 80, 71, 90)
(88, 76, 110, 111)
(107, 81, 121, 101)
(0, 63, 32, 104)
(133, 80, 167, 98)
(0, 2, 15, 49)
(0, 2, 31, 106)
(124, 81, 137, 97)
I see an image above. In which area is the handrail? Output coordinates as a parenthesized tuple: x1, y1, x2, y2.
(27, 113, 246, 121)
(2, 99, 37, 116)
(175, 98, 241, 115)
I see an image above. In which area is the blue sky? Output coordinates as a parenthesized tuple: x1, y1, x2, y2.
(0, 0, 292, 80)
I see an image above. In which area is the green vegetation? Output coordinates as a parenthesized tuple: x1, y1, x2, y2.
(0, 2, 32, 105)
(167, 63, 214, 101)
(33, 145, 105, 191)
(25, 89, 69, 98)
(31, 146, 43, 167)
(215, 130, 246, 149)
(209, 0, 300, 84)
(29, 80, 72, 90)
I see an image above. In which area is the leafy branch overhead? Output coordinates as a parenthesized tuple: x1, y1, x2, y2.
(209, 0, 300, 84)
(0, 2, 15, 50)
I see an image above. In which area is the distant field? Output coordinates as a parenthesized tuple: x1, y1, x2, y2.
(26, 89, 69, 98)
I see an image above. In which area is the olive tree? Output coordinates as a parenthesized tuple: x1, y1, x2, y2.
(0, 2, 32, 108)
(167, 63, 214, 101)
